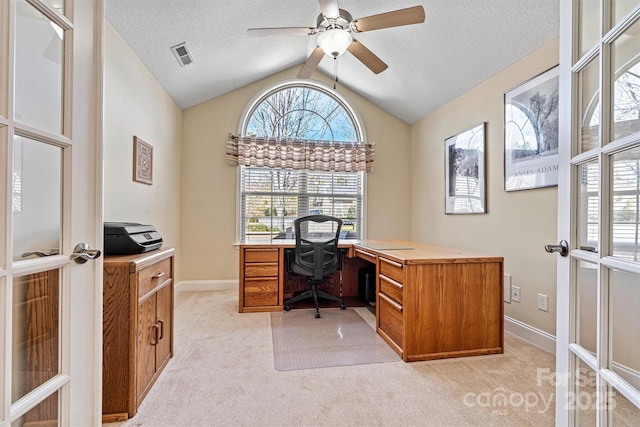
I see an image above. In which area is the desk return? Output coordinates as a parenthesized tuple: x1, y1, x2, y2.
(239, 240, 504, 362)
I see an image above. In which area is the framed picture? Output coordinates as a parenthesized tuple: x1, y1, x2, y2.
(504, 66, 559, 191)
(445, 122, 486, 214)
(133, 136, 153, 185)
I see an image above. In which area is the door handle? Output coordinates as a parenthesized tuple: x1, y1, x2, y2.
(157, 319, 164, 340)
(545, 240, 569, 257)
(151, 324, 159, 345)
(70, 243, 102, 264)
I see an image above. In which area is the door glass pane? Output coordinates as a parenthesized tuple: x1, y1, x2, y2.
(580, 57, 601, 153)
(579, 0, 601, 58)
(12, 269, 60, 403)
(12, 136, 62, 262)
(610, 385, 640, 424)
(578, 161, 600, 252)
(610, 20, 640, 142)
(574, 358, 598, 425)
(576, 260, 598, 352)
(11, 391, 59, 427)
(613, 1, 640, 26)
(610, 268, 640, 390)
(15, 0, 64, 134)
(610, 147, 640, 261)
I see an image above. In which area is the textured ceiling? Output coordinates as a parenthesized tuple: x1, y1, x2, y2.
(105, 0, 559, 124)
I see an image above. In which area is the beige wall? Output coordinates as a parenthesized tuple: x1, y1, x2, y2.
(104, 22, 183, 277)
(410, 38, 560, 336)
(180, 68, 412, 280)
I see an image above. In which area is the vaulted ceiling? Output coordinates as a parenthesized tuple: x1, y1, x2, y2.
(105, 0, 559, 124)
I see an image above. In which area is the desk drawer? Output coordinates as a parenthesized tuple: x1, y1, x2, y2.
(378, 293, 403, 349)
(245, 263, 278, 278)
(380, 275, 403, 304)
(354, 248, 377, 264)
(243, 278, 278, 306)
(379, 257, 404, 284)
(138, 257, 172, 298)
(244, 249, 279, 263)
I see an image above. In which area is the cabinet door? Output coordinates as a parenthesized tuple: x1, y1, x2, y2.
(136, 295, 157, 403)
(155, 284, 172, 369)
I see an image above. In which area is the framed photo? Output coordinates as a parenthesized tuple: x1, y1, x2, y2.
(504, 66, 559, 191)
(133, 136, 153, 185)
(445, 123, 486, 214)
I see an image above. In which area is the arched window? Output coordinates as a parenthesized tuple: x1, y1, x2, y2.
(237, 80, 366, 242)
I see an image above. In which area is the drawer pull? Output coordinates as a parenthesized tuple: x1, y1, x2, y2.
(380, 275, 403, 290)
(355, 249, 377, 262)
(381, 258, 403, 269)
(379, 292, 403, 312)
(152, 271, 165, 279)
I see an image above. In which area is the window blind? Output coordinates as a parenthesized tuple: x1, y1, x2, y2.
(240, 167, 363, 242)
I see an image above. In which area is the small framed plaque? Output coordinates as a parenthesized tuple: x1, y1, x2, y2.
(133, 136, 153, 185)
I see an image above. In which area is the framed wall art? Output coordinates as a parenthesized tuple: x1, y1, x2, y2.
(445, 122, 486, 214)
(504, 65, 559, 191)
(133, 136, 153, 185)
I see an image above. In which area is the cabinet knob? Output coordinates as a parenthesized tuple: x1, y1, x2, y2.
(152, 271, 166, 279)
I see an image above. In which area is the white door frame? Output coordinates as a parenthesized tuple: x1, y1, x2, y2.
(556, 1, 640, 425)
(555, 3, 573, 426)
(0, 0, 104, 425)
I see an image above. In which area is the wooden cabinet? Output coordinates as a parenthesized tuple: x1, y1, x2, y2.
(239, 247, 282, 312)
(102, 248, 174, 423)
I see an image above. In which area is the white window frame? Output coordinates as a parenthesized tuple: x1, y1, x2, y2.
(235, 79, 368, 243)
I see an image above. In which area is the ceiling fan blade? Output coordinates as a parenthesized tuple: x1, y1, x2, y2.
(297, 47, 325, 79)
(247, 27, 317, 37)
(352, 6, 425, 32)
(347, 40, 388, 74)
(318, 0, 340, 19)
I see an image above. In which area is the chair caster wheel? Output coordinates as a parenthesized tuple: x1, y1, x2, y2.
(284, 305, 291, 311)
(315, 312, 321, 318)
(340, 303, 346, 310)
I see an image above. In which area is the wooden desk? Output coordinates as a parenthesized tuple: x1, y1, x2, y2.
(238, 239, 504, 362)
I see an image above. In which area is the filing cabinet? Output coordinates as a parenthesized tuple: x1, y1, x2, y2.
(239, 247, 281, 312)
(377, 257, 405, 354)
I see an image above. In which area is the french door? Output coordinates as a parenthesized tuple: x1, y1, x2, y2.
(557, 1, 640, 425)
(1, 0, 103, 426)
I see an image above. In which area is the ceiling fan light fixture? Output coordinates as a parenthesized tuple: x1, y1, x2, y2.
(317, 29, 352, 57)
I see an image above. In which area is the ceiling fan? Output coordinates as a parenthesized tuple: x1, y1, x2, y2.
(247, 1, 426, 79)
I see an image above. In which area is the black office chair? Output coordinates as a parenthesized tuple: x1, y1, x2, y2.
(284, 215, 346, 318)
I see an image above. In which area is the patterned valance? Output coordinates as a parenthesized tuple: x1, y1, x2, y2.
(225, 134, 375, 172)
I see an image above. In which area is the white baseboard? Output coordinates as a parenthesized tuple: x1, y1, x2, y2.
(504, 316, 556, 355)
(175, 280, 238, 292)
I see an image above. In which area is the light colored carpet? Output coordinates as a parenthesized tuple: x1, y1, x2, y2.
(271, 308, 400, 371)
(104, 289, 560, 427)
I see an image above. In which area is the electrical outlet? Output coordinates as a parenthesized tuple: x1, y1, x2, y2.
(512, 286, 521, 303)
(537, 293, 549, 312)
(504, 274, 512, 303)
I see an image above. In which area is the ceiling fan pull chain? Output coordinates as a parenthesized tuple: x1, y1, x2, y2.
(333, 56, 338, 89)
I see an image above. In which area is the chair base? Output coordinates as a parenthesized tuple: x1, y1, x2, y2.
(284, 282, 345, 318)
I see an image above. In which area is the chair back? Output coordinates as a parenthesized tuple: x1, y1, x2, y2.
(293, 215, 343, 281)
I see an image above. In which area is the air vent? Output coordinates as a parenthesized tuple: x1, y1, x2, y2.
(171, 42, 194, 67)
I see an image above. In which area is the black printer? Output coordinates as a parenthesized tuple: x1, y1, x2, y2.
(104, 222, 163, 255)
